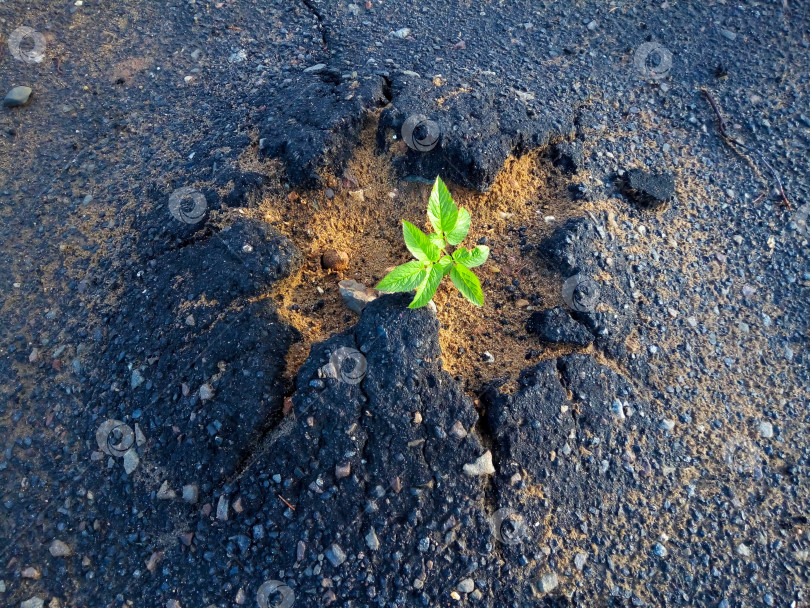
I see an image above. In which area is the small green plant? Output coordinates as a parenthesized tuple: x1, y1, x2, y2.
(376, 176, 489, 308)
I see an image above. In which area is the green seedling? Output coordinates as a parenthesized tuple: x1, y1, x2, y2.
(376, 176, 489, 308)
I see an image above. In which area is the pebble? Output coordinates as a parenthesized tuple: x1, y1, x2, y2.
(659, 419, 676, 432)
(157, 481, 177, 500)
(536, 572, 558, 593)
(228, 50, 247, 63)
(457, 578, 475, 593)
(303, 63, 327, 73)
(123, 449, 139, 474)
(131, 370, 145, 389)
(449, 420, 467, 439)
(49, 540, 72, 557)
(3, 86, 32, 107)
(335, 462, 351, 479)
(392, 28, 411, 38)
(611, 400, 626, 420)
(338, 279, 376, 313)
(463, 451, 495, 476)
(653, 543, 668, 557)
(198, 384, 214, 401)
(182, 484, 199, 503)
(22, 567, 41, 579)
(758, 421, 774, 439)
(326, 543, 346, 567)
(146, 551, 163, 572)
(574, 553, 588, 570)
(322, 250, 349, 271)
(21, 598, 45, 608)
(216, 496, 229, 521)
(365, 528, 380, 551)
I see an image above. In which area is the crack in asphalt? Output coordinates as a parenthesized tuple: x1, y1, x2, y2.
(299, 0, 328, 49)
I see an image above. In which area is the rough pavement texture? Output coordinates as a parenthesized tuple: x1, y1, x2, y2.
(525, 307, 595, 347)
(1, 0, 808, 607)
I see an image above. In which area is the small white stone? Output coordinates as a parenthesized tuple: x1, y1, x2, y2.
(157, 481, 176, 500)
(536, 572, 558, 593)
(131, 369, 145, 389)
(21, 567, 40, 579)
(135, 424, 146, 446)
(49, 540, 72, 557)
(199, 384, 214, 400)
(463, 451, 495, 476)
(123, 448, 140, 474)
(457, 578, 475, 593)
(449, 420, 467, 439)
(182, 484, 199, 503)
(758, 421, 773, 439)
(660, 419, 676, 432)
(216, 495, 229, 521)
(365, 527, 380, 551)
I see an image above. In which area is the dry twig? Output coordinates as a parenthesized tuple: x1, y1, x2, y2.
(701, 88, 791, 209)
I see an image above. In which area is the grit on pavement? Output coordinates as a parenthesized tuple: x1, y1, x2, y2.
(0, 1, 808, 607)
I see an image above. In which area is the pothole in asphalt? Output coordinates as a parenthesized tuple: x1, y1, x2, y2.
(248, 116, 596, 393)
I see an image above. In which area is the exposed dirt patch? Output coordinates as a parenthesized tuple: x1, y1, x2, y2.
(251, 115, 591, 393)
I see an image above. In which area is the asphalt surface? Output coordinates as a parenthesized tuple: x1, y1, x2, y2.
(1, 1, 808, 607)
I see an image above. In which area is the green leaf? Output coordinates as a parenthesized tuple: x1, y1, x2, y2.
(376, 260, 428, 292)
(409, 263, 444, 308)
(428, 233, 446, 250)
(403, 221, 440, 262)
(452, 245, 490, 268)
(445, 208, 471, 245)
(437, 256, 454, 277)
(427, 176, 458, 234)
(450, 264, 484, 306)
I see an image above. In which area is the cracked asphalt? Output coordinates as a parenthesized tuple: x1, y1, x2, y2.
(1, 1, 808, 607)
